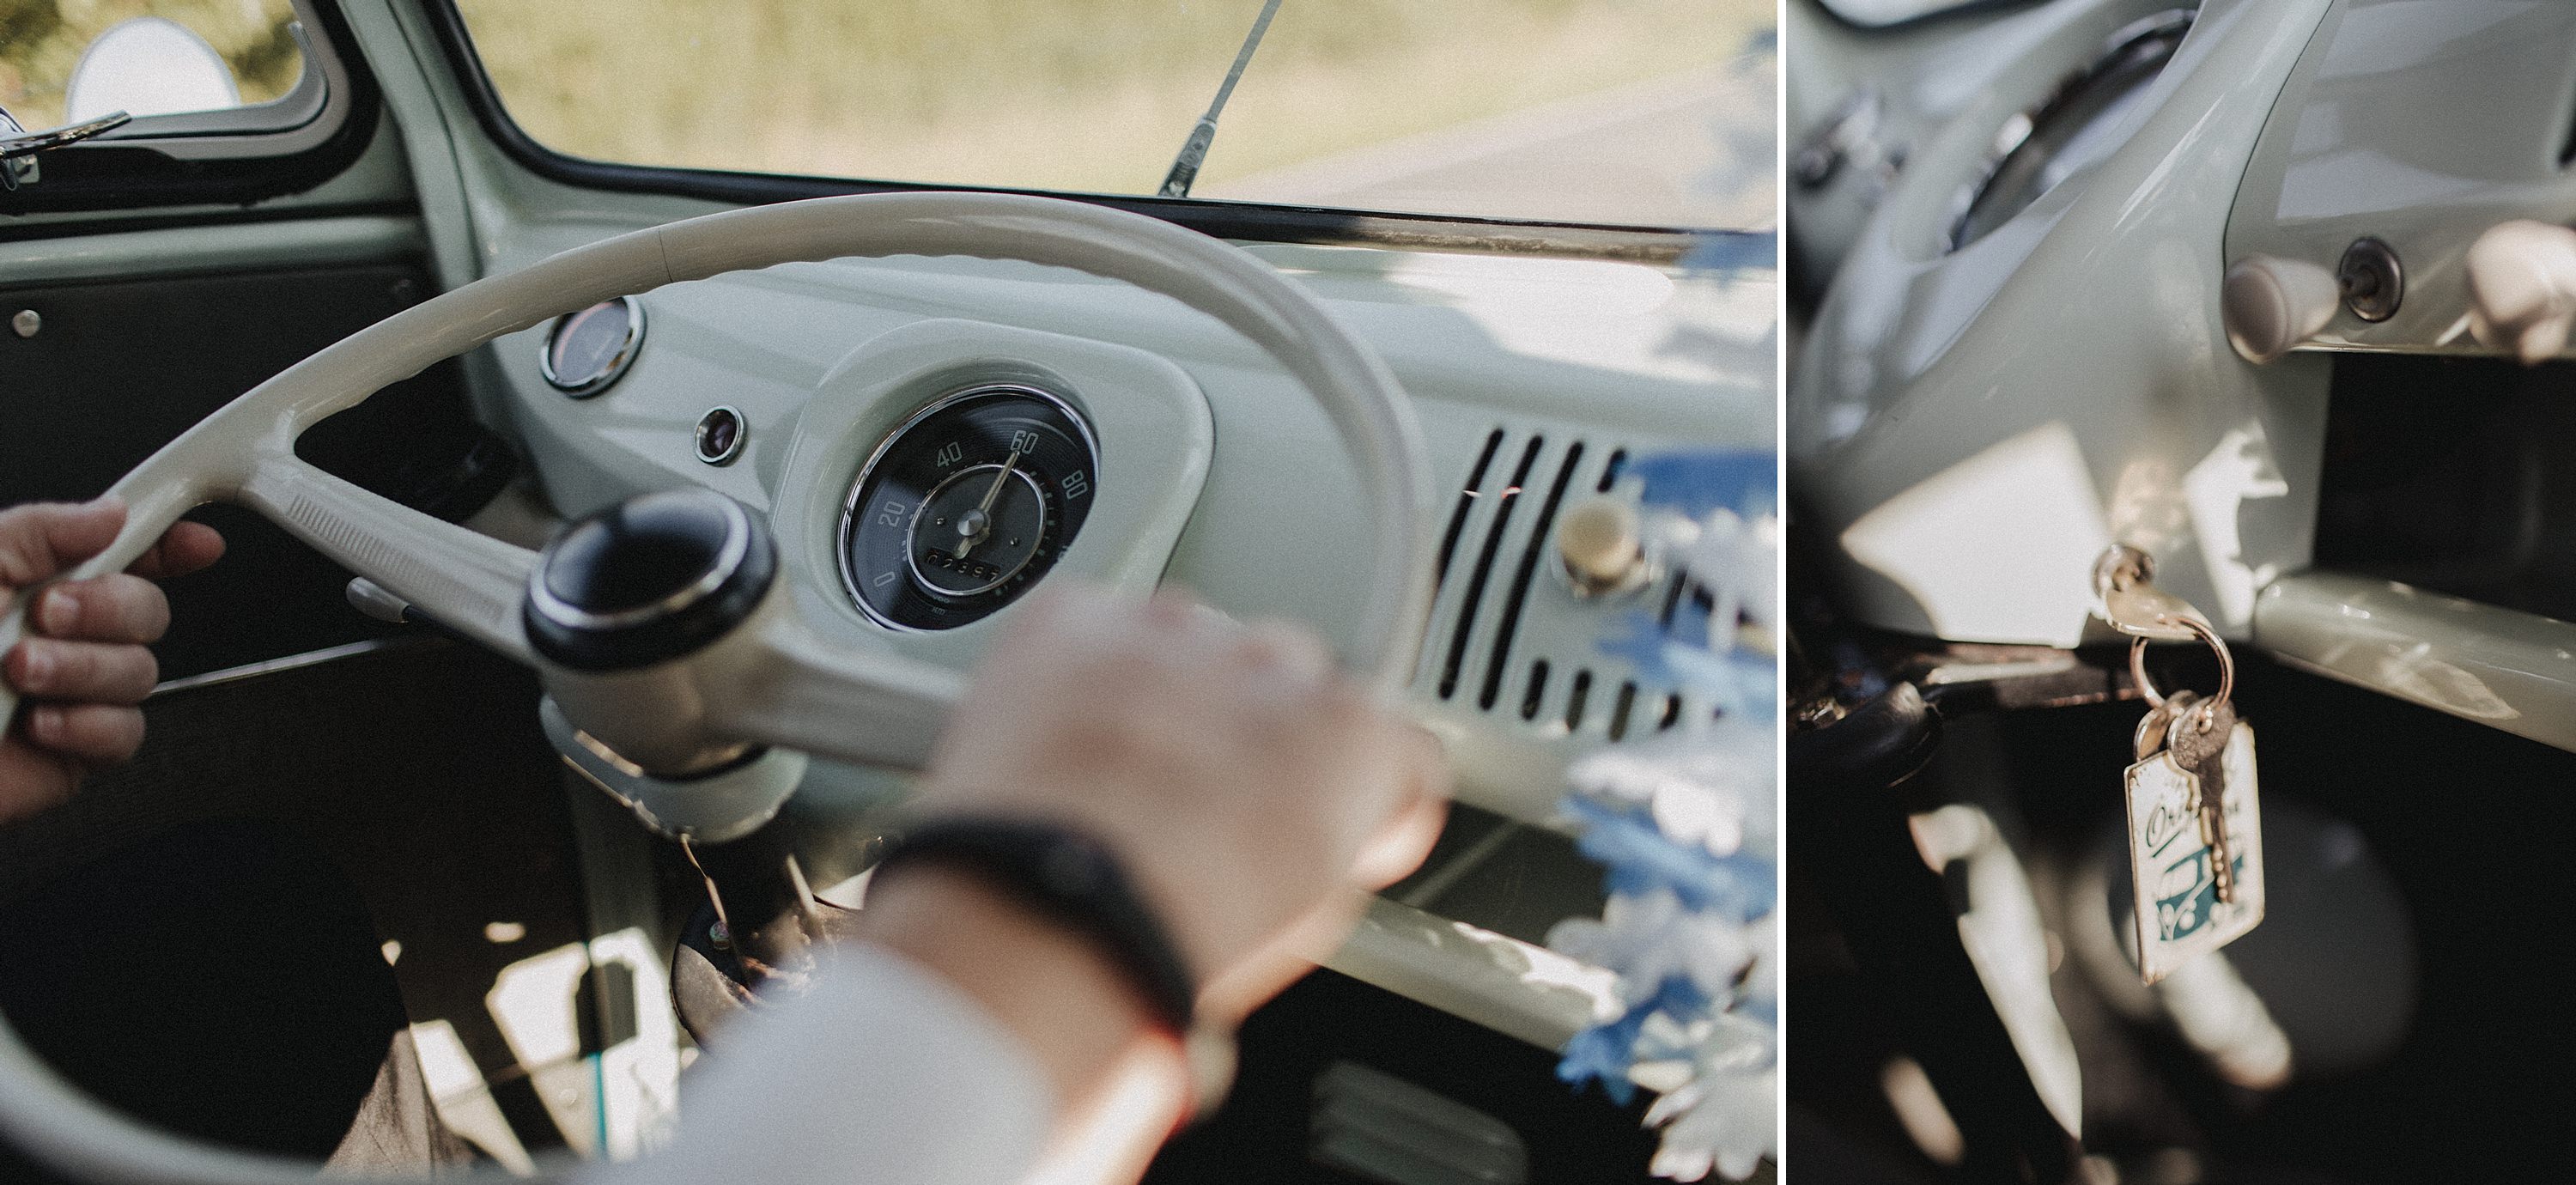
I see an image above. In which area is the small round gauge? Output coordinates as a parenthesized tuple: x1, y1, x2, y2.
(840, 385, 1099, 630)
(541, 296, 645, 397)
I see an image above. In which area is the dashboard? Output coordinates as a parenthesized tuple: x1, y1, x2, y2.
(1792, 0, 2576, 755)
(439, 213, 1773, 1047)
(474, 231, 1769, 831)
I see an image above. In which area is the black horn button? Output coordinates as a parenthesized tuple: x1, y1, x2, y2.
(526, 488, 776, 672)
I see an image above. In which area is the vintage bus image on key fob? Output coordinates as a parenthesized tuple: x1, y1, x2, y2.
(2125, 720, 2265, 984)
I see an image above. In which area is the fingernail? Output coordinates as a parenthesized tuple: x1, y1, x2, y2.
(21, 646, 52, 690)
(29, 706, 60, 742)
(38, 589, 75, 634)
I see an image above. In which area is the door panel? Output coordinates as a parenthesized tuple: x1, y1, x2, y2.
(1, 261, 501, 679)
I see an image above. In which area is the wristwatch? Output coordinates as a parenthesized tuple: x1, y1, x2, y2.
(872, 817, 1198, 1036)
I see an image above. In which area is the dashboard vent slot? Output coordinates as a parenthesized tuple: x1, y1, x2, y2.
(1607, 681, 1640, 740)
(1434, 428, 1507, 586)
(1656, 564, 1720, 730)
(1477, 441, 1587, 710)
(1435, 434, 1545, 699)
(1519, 661, 1551, 721)
(1660, 563, 1695, 625)
(1596, 448, 1628, 492)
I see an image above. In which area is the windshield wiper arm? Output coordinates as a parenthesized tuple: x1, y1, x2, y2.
(1, 108, 131, 191)
(1157, 0, 1284, 198)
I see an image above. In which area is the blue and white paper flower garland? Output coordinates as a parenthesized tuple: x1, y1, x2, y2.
(1548, 25, 1776, 1172)
(1548, 449, 1777, 1182)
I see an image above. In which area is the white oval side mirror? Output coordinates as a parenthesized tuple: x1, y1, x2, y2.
(64, 17, 240, 123)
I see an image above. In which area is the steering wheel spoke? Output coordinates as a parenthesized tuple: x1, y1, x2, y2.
(238, 455, 538, 662)
(711, 615, 966, 770)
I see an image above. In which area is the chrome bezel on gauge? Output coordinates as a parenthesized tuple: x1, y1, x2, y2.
(694, 405, 748, 465)
(539, 295, 647, 398)
(836, 382, 1102, 632)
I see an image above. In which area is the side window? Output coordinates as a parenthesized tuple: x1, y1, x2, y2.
(0, 1, 305, 131)
(0, 1, 363, 211)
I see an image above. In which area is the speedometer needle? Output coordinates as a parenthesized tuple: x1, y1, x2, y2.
(953, 447, 1022, 560)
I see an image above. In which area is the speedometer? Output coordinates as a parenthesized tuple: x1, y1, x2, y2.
(838, 385, 1100, 630)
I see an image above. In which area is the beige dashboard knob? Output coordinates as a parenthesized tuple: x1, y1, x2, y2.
(1556, 495, 1648, 595)
(2221, 255, 2340, 364)
(2467, 220, 2576, 364)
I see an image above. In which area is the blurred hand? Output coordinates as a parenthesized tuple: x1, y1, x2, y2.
(1, 498, 225, 823)
(908, 581, 1449, 1026)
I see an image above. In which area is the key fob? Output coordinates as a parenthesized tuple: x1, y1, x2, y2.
(2124, 720, 2265, 983)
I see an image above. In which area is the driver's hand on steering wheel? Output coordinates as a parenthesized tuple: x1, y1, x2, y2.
(855, 581, 1449, 1101)
(1, 497, 225, 824)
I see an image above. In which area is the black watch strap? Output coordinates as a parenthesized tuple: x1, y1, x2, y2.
(872, 817, 1197, 1034)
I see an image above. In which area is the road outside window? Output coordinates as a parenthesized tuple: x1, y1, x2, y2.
(451, 0, 1771, 230)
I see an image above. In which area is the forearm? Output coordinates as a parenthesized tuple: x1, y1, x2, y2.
(605, 940, 1055, 1185)
(605, 871, 1190, 1185)
(850, 866, 1191, 1120)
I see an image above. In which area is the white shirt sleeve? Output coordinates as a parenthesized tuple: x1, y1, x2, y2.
(592, 942, 1055, 1185)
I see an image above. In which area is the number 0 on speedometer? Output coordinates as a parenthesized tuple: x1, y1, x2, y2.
(839, 385, 1100, 630)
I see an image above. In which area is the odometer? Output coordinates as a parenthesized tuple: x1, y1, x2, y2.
(839, 385, 1099, 630)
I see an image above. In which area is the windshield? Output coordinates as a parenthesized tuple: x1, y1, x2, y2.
(448, 0, 1772, 231)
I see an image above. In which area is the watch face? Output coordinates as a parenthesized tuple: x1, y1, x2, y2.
(839, 385, 1100, 630)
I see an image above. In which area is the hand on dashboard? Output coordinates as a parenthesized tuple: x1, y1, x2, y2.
(0, 497, 224, 823)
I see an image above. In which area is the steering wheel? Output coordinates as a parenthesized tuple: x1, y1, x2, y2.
(0, 191, 1437, 1184)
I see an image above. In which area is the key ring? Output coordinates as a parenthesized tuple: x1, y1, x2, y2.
(2128, 614, 2233, 709)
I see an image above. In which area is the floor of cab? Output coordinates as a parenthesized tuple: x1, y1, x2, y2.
(0, 638, 592, 1175)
